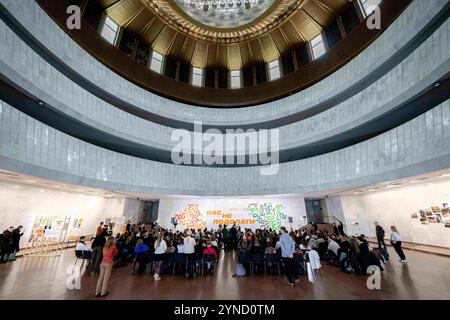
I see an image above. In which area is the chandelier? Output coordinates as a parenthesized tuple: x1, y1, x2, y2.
(174, 0, 275, 29)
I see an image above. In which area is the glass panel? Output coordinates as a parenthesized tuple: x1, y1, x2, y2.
(192, 67, 204, 86)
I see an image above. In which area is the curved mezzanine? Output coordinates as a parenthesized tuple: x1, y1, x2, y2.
(1, 0, 448, 129)
(0, 0, 449, 165)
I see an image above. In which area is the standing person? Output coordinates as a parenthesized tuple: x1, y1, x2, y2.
(183, 230, 196, 279)
(278, 226, 297, 286)
(96, 222, 104, 237)
(8, 226, 24, 261)
(229, 224, 238, 251)
(390, 226, 407, 263)
(91, 232, 106, 275)
(222, 225, 229, 252)
(338, 222, 346, 237)
(95, 236, 117, 297)
(153, 232, 167, 281)
(374, 222, 386, 249)
(0, 227, 13, 263)
(126, 220, 132, 234)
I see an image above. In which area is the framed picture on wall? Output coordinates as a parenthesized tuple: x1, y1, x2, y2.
(411, 212, 418, 219)
(425, 208, 433, 217)
(419, 210, 427, 219)
(431, 206, 441, 213)
(434, 214, 443, 223)
(443, 217, 450, 228)
(428, 216, 437, 223)
(420, 218, 429, 225)
(441, 208, 450, 217)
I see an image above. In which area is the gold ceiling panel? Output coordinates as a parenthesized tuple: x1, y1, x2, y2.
(152, 25, 176, 55)
(218, 45, 228, 69)
(141, 18, 165, 44)
(290, 10, 321, 41)
(259, 34, 280, 62)
(125, 7, 153, 34)
(192, 41, 208, 68)
(98, 0, 121, 9)
(281, 21, 305, 44)
(270, 28, 290, 54)
(303, 1, 334, 27)
(249, 39, 265, 64)
(239, 43, 252, 68)
(180, 37, 196, 64)
(168, 33, 187, 59)
(107, 0, 143, 26)
(227, 44, 242, 70)
(206, 44, 218, 68)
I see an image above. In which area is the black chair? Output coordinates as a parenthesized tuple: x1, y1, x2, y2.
(74, 250, 91, 271)
(293, 253, 305, 276)
(164, 253, 175, 274)
(172, 253, 186, 275)
(252, 252, 266, 274)
(237, 252, 253, 275)
(265, 253, 280, 274)
(133, 251, 150, 274)
(201, 254, 217, 276)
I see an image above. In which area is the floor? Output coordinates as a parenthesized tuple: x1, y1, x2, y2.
(0, 247, 449, 300)
(366, 238, 450, 257)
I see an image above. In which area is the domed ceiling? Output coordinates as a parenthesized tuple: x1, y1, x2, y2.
(103, 0, 351, 69)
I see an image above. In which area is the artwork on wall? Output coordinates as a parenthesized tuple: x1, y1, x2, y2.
(248, 203, 287, 230)
(412, 203, 449, 228)
(176, 203, 207, 230)
(174, 201, 290, 231)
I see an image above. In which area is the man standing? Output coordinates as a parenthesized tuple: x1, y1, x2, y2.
(0, 227, 14, 263)
(222, 225, 229, 252)
(375, 222, 386, 249)
(91, 231, 106, 275)
(8, 226, 24, 261)
(183, 230, 196, 279)
(278, 226, 297, 286)
(229, 224, 237, 251)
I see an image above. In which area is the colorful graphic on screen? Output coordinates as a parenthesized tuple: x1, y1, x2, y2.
(248, 203, 286, 230)
(176, 203, 207, 230)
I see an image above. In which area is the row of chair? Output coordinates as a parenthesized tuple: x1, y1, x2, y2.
(133, 252, 218, 277)
(237, 252, 305, 275)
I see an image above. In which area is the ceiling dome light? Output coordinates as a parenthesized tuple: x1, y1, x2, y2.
(175, 0, 275, 28)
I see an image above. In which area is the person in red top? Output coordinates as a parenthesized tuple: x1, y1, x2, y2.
(95, 236, 117, 297)
(203, 241, 218, 260)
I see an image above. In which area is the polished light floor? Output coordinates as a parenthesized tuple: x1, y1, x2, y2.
(0, 248, 449, 300)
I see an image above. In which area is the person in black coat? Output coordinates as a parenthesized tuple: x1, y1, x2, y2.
(374, 222, 386, 249)
(358, 235, 370, 275)
(8, 226, 24, 261)
(0, 227, 14, 263)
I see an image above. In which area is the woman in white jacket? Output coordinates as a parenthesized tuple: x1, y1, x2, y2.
(153, 232, 167, 281)
(390, 226, 407, 263)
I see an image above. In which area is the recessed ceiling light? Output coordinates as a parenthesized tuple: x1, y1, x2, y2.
(439, 173, 450, 177)
(26, 180, 36, 183)
(40, 189, 45, 193)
